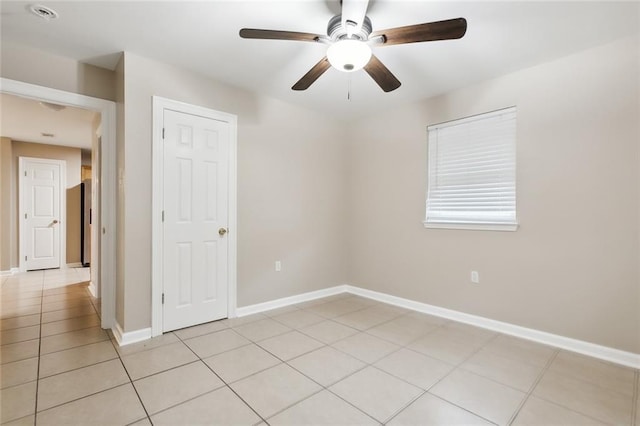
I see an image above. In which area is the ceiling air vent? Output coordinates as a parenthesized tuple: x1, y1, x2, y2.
(41, 132, 55, 138)
(28, 4, 59, 20)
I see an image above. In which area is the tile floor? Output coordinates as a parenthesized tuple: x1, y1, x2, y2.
(1, 269, 639, 425)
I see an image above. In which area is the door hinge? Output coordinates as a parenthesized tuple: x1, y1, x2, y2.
(162, 211, 165, 222)
(25, 256, 27, 261)
(24, 213, 27, 219)
(162, 293, 165, 304)
(162, 128, 165, 139)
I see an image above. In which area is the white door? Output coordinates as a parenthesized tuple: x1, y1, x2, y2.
(162, 109, 230, 332)
(20, 157, 65, 271)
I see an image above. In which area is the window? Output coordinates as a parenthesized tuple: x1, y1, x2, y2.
(425, 107, 517, 231)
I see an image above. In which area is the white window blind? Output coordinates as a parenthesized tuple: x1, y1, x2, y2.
(425, 107, 517, 231)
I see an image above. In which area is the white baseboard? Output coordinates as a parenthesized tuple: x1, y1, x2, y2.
(112, 321, 152, 347)
(88, 281, 98, 298)
(235, 285, 347, 317)
(345, 285, 640, 369)
(0, 268, 19, 276)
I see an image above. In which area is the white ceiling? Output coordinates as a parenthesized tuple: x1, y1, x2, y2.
(0, 93, 97, 149)
(1, 1, 638, 120)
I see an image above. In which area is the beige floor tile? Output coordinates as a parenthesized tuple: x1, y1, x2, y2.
(1, 339, 40, 364)
(374, 348, 453, 390)
(115, 332, 179, 356)
(408, 329, 483, 364)
(258, 330, 324, 361)
(289, 346, 366, 387)
(300, 319, 359, 344)
(0, 381, 37, 423)
(204, 343, 281, 383)
(333, 305, 403, 331)
(332, 332, 400, 364)
(231, 363, 322, 418)
(1, 305, 41, 319)
(0, 357, 38, 388)
(460, 348, 545, 391)
(0, 325, 40, 345)
(128, 417, 152, 426)
(306, 298, 369, 318)
(40, 326, 109, 354)
(36, 384, 147, 426)
(41, 298, 94, 313)
(430, 369, 526, 425)
(134, 361, 224, 414)
(533, 370, 633, 425)
(224, 312, 267, 327)
(636, 388, 640, 426)
(173, 319, 229, 340)
(482, 334, 556, 368)
(121, 341, 197, 380)
(547, 350, 636, 397)
(512, 396, 607, 425)
(0, 293, 42, 305)
(366, 315, 439, 346)
(439, 322, 497, 345)
(39, 340, 118, 378)
(233, 318, 291, 342)
(40, 314, 101, 337)
(269, 390, 377, 425)
(41, 305, 96, 323)
(2, 414, 36, 426)
(1, 296, 42, 308)
(37, 358, 130, 411)
(272, 309, 324, 329)
(0, 314, 40, 331)
(388, 393, 492, 425)
(329, 366, 422, 423)
(151, 386, 260, 426)
(262, 305, 300, 317)
(41, 292, 89, 304)
(184, 328, 250, 358)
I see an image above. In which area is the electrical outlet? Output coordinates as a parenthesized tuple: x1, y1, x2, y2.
(471, 270, 480, 284)
(275, 261, 281, 272)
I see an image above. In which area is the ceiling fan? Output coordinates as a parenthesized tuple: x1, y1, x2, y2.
(239, 0, 467, 92)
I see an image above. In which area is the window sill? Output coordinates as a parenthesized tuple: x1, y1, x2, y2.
(423, 221, 519, 232)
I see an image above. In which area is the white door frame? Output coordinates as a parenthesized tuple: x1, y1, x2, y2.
(19, 157, 67, 271)
(1, 78, 117, 330)
(151, 96, 238, 337)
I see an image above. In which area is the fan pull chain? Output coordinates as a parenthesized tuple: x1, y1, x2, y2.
(347, 75, 352, 101)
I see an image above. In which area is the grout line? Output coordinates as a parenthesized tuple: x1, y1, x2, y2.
(33, 271, 44, 424)
(173, 331, 269, 425)
(506, 348, 559, 425)
(107, 333, 153, 422)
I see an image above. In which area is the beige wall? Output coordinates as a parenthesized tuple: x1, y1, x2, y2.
(0, 137, 12, 271)
(0, 42, 116, 102)
(118, 53, 347, 331)
(8, 141, 83, 267)
(346, 36, 640, 353)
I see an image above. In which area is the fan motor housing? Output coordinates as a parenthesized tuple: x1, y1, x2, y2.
(327, 15, 372, 41)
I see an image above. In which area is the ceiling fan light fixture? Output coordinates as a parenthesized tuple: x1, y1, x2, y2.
(327, 39, 372, 72)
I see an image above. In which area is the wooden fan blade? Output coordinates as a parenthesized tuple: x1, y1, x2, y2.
(239, 28, 323, 43)
(292, 57, 332, 91)
(364, 55, 401, 92)
(371, 18, 467, 46)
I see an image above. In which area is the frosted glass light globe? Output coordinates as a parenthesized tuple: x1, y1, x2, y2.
(327, 40, 372, 72)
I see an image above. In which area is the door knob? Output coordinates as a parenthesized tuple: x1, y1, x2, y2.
(52, 220, 59, 224)
(218, 227, 227, 237)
